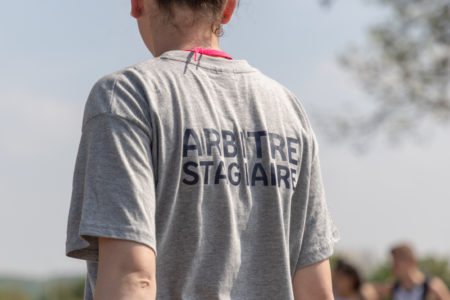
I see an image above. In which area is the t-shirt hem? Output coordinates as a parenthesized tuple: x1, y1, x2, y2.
(66, 223, 157, 261)
(295, 243, 335, 271)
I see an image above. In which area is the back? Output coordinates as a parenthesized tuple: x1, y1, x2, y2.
(66, 50, 339, 300)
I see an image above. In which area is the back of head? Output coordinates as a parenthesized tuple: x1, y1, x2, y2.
(132, 0, 237, 56)
(391, 244, 416, 263)
(156, 0, 227, 34)
(157, 0, 226, 17)
(390, 243, 417, 278)
(334, 259, 363, 293)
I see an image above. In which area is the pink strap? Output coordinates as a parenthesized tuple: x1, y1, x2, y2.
(184, 47, 233, 61)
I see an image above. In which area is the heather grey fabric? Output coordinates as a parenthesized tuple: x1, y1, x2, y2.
(66, 50, 339, 300)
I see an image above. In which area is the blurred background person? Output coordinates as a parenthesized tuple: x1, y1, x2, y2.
(333, 258, 378, 300)
(375, 244, 450, 300)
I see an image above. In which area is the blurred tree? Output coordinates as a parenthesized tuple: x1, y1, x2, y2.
(419, 256, 450, 287)
(322, 0, 449, 146)
(368, 262, 394, 283)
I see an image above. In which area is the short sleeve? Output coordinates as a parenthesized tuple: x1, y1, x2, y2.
(66, 79, 156, 261)
(295, 139, 339, 270)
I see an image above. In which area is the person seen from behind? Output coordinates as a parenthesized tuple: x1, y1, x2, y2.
(333, 258, 365, 300)
(333, 258, 379, 300)
(65, 0, 339, 299)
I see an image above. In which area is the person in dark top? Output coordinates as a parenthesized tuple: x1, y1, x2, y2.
(375, 244, 449, 300)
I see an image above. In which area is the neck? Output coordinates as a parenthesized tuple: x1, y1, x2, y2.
(151, 22, 220, 57)
(399, 268, 425, 290)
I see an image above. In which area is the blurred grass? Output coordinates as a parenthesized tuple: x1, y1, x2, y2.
(0, 277, 84, 300)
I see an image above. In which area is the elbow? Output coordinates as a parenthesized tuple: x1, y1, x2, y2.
(121, 270, 157, 296)
(96, 238, 157, 299)
(95, 269, 157, 300)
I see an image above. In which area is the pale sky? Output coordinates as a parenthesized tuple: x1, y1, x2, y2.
(1, 0, 449, 278)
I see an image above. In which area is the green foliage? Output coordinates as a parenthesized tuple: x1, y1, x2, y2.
(368, 262, 394, 283)
(419, 256, 450, 288)
(39, 278, 85, 300)
(0, 279, 41, 300)
(322, 0, 450, 146)
(329, 255, 339, 270)
(0, 277, 84, 300)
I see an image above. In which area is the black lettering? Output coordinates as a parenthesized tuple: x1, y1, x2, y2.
(204, 128, 222, 156)
(290, 168, 297, 188)
(277, 165, 290, 189)
(287, 137, 299, 165)
(248, 131, 267, 158)
(251, 163, 268, 186)
(200, 161, 214, 185)
(183, 129, 203, 157)
(270, 162, 277, 186)
(214, 161, 227, 184)
(228, 163, 241, 186)
(183, 162, 199, 185)
(222, 130, 238, 158)
(269, 133, 287, 161)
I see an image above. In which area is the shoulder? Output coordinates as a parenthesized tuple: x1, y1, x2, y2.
(427, 277, 449, 299)
(82, 59, 163, 130)
(254, 70, 315, 132)
(360, 283, 382, 300)
(253, 71, 300, 102)
(86, 57, 160, 111)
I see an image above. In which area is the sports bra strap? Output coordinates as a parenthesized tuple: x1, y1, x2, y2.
(392, 278, 430, 300)
(422, 277, 429, 299)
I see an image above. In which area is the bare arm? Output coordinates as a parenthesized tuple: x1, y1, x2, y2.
(372, 282, 394, 299)
(94, 238, 156, 300)
(292, 259, 334, 300)
(360, 283, 382, 300)
(428, 277, 450, 300)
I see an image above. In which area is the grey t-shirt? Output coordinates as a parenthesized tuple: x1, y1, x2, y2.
(66, 50, 339, 300)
